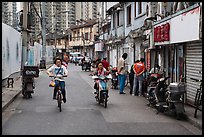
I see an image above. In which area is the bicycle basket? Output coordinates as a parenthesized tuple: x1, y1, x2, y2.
(49, 80, 55, 87)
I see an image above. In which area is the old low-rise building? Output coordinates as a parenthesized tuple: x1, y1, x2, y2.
(69, 19, 98, 59)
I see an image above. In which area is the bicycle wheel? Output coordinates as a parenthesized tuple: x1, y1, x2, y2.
(57, 91, 62, 112)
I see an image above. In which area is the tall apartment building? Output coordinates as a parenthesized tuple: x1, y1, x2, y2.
(18, 2, 100, 34)
(67, 2, 75, 28)
(31, 2, 41, 36)
(2, 2, 18, 29)
(75, 2, 101, 21)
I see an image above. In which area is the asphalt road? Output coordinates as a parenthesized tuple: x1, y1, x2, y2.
(2, 63, 202, 135)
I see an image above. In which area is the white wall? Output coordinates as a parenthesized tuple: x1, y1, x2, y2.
(28, 42, 54, 66)
(154, 6, 201, 45)
(170, 6, 200, 43)
(2, 23, 22, 80)
(124, 2, 147, 37)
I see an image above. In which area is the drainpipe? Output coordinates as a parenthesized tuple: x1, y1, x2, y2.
(171, 44, 175, 83)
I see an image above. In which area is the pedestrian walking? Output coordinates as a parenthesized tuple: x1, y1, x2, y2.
(117, 53, 128, 94)
(129, 60, 140, 95)
(133, 58, 146, 96)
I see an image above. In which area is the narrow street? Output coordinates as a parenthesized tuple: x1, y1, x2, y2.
(2, 63, 202, 135)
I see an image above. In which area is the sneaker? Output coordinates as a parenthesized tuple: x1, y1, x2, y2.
(120, 92, 126, 94)
(53, 97, 56, 100)
(132, 94, 135, 96)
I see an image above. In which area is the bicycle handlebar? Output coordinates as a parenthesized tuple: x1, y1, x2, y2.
(49, 75, 67, 78)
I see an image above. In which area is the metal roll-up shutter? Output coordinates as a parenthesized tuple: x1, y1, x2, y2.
(186, 41, 202, 105)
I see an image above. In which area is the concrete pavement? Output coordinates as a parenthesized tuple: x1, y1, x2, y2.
(2, 66, 202, 130)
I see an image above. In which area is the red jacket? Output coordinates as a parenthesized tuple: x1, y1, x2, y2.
(102, 60, 110, 71)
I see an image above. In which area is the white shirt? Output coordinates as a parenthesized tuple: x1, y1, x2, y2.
(47, 65, 68, 81)
(118, 57, 126, 75)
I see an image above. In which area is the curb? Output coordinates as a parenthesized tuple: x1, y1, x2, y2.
(2, 89, 22, 112)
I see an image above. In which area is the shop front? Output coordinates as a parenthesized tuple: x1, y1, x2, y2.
(153, 4, 202, 105)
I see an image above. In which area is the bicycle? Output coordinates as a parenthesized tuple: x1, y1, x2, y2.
(190, 77, 202, 118)
(49, 75, 67, 112)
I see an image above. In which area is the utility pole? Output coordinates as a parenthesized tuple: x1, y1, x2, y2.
(41, 2, 46, 68)
(22, 2, 29, 69)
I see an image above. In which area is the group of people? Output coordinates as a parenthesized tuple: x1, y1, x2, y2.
(47, 53, 162, 104)
(91, 53, 147, 96)
(117, 53, 146, 96)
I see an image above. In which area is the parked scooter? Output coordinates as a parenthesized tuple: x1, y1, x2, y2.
(22, 66, 39, 99)
(146, 72, 163, 99)
(92, 74, 112, 108)
(110, 66, 118, 89)
(146, 76, 167, 107)
(146, 76, 186, 120)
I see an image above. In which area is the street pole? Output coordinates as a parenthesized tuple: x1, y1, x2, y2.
(22, 2, 29, 69)
(41, 2, 46, 68)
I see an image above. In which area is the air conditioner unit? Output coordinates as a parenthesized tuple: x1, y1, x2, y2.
(146, 2, 158, 18)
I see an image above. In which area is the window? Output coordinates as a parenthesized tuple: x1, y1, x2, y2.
(138, 2, 142, 15)
(113, 13, 116, 29)
(90, 32, 92, 40)
(117, 11, 120, 26)
(58, 39, 61, 45)
(134, 2, 137, 17)
(77, 31, 80, 41)
(127, 5, 131, 25)
(85, 32, 89, 40)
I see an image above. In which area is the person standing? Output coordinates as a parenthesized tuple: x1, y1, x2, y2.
(133, 58, 146, 96)
(117, 53, 128, 94)
(129, 60, 140, 95)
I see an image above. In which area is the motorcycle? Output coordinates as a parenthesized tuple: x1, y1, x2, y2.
(92, 74, 112, 108)
(146, 76, 186, 120)
(110, 67, 118, 89)
(22, 66, 39, 99)
(146, 73, 163, 98)
(82, 59, 92, 71)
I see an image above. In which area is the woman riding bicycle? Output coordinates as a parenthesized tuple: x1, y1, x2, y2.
(47, 57, 68, 103)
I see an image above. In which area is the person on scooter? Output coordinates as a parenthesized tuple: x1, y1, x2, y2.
(92, 62, 109, 96)
(102, 57, 110, 71)
(148, 64, 163, 85)
(149, 64, 162, 74)
(47, 58, 68, 103)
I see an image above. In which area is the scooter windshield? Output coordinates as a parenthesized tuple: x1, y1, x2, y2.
(99, 80, 107, 90)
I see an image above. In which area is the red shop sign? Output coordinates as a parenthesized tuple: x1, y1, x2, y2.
(154, 23, 170, 42)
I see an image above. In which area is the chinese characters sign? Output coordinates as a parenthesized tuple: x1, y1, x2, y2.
(154, 23, 170, 42)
